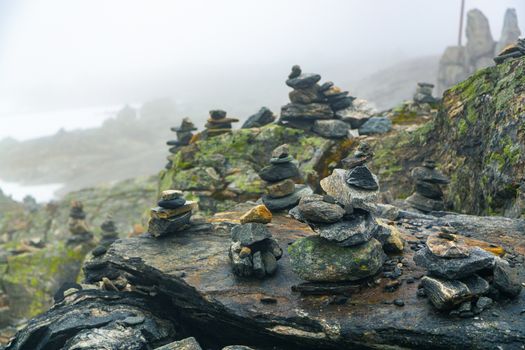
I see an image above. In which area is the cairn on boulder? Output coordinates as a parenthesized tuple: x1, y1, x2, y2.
(147, 190, 197, 237)
(494, 38, 525, 65)
(229, 205, 283, 278)
(241, 107, 276, 129)
(203, 109, 239, 138)
(415, 231, 522, 315)
(165, 117, 197, 169)
(67, 201, 94, 245)
(288, 155, 404, 283)
(406, 159, 449, 213)
(259, 144, 302, 212)
(279, 65, 361, 138)
(413, 83, 437, 104)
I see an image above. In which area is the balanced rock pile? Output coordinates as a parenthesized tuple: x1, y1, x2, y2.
(99, 215, 119, 247)
(204, 109, 239, 138)
(259, 144, 301, 211)
(165, 117, 197, 169)
(416, 231, 522, 315)
(279, 65, 359, 138)
(494, 38, 525, 64)
(67, 201, 93, 245)
(229, 205, 283, 278)
(147, 190, 197, 237)
(406, 160, 449, 212)
(413, 82, 437, 104)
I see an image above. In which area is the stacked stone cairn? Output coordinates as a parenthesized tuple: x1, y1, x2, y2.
(259, 144, 301, 212)
(406, 159, 449, 212)
(229, 205, 283, 278)
(415, 231, 522, 315)
(99, 215, 119, 247)
(279, 65, 362, 138)
(203, 109, 239, 138)
(165, 117, 197, 169)
(288, 153, 402, 283)
(147, 190, 197, 237)
(494, 38, 525, 64)
(413, 82, 437, 104)
(67, 201, 94, 245)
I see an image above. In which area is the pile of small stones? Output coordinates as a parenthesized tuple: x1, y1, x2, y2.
(147, 190, 197, 237)
(165, 117, 197, 169)
(203, 109, 239, 138)
(413, 82, 437, 104)
(415, 231, 522, 316)
(259, 144, 301, 212)
(406, 159, 449, 212)
(99, 215, 119, 247)
(67, 201, 94, 245)
(229, 205, 283, 278)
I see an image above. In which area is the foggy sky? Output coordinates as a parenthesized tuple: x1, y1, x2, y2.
(0, 0, 523, 138)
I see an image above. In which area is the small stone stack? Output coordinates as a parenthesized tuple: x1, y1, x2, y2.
(415, 231, 522, 315)
(147, 190, 197, 237)
(229, 205, 283, 278)
(67, 201, 94, 245)
(406, 160, 449, 213)
(494, 38, 525, 65)
(341, 141, 374, 169)
(288, 158, 403, 283)
(99, 215, 119, 247)
(259, 144, 301, 212)
(204, 109, 239, 138)
(413, 82, 437, 104)
(166, 118, 197, 169)
(279, 65, 357, 138)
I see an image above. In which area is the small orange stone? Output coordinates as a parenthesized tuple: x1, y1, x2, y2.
(240, 205, 272, 224)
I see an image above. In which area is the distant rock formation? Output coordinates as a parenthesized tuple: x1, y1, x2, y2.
(436, 8, 521, 96)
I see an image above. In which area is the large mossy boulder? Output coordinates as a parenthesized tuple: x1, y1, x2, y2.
(287, 236, 385, 282)
(0, 241, 92, 322)
(160, 124, 356, 214)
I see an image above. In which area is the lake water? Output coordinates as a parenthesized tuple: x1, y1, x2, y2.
(0, 179, 63, 203)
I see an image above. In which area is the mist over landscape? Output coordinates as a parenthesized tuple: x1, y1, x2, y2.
(0, 0, 523, 200)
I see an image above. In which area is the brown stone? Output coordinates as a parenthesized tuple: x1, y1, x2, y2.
(150, 202, 197, 219)
(239, 205, 272, 224)
(427, 233, 470, 258)
(160, 190, 183, 201)
(267, 179, 295, 198)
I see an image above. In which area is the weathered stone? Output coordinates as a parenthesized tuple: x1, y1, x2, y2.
(156, 337, 203, 349)
(147, 211, 192, 237)
(358, 117, 392, 135)
(411, 166, 449, 184)
(161, 190, 184, 201)
(320, 169, 380, 210)
(157, 197, 186, 209)
(150, 202, 197, 219)
(406, 192, 445, 212)
(269, 155, 293, 164)
(289, 86, 323, 104)
(280, 103, 333, 120)
(231, 223, 272, 246)
(375, 221, 405, 253)
(252, 251, 266, 278)
(493, 260, 522, 297)
(288, 237, 385, 282)
(262, 191, 300, 211)
(312, 211, 375, 246)
(329, 96, 355, 111)
(229, 242, 253, 277)
(259, 162, 299, 182)
(346, 166, 379, 190)
(312, 119, 350, 138)
(285, 73, 321, 89)
(421, 276, 471, 310)
(266, 179, 295, 198)
(242, 107, 276, 129)
(297, 200, 345, 224)
(261, 251, 277, 275)
(426, 233, 470, 258)
(415, 180, 443, 199)
(210, 109, 227, 120)
(335, 107, 370, 129)
(475, 296, 493, 312)
(272, 144, 289, 158)
(288, 65, 301, 79)
(462, 274, 490, 296)
(207, 117, 240, 124)
(414, 247, 495, 280)
(239, 205, 272, 224)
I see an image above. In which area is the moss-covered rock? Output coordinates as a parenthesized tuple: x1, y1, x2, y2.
(0, 241, 92, 321)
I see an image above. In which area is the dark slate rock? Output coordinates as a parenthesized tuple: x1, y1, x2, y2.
(406, 192, 445, 212)
(297, 200, 345, 224)
(493, 260, 522, 297)
(411, 166, 450, 184)
(288, 65, 301, 79)
(415, 180, 444, 199)
(414, 247, 495, 280)
(280, 103, 333, 121)
(92, 246, 107, 257)
(270, 156, 293, 164)
(346, 166, 379, 190)
(157, 197, 186, 209)
(259, 162, 299, 182)
(319, 81, 334, 92)
(231, 223, 272, 246)
(329, 96, 356, 111)
(285, 73, 321, 89)
(421, 276, 471, 310)
(241, 107, 276, 129)
(148, 211, 192, 237)
(312, 211, 376, 246)
(262, 192, 300, 212)
(289, 85, 325, 104)
(359, 117, 392, 135)
(312, 119, 350, 138)
(210, 109, 227, 120)
(462, 274, 490, 296)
